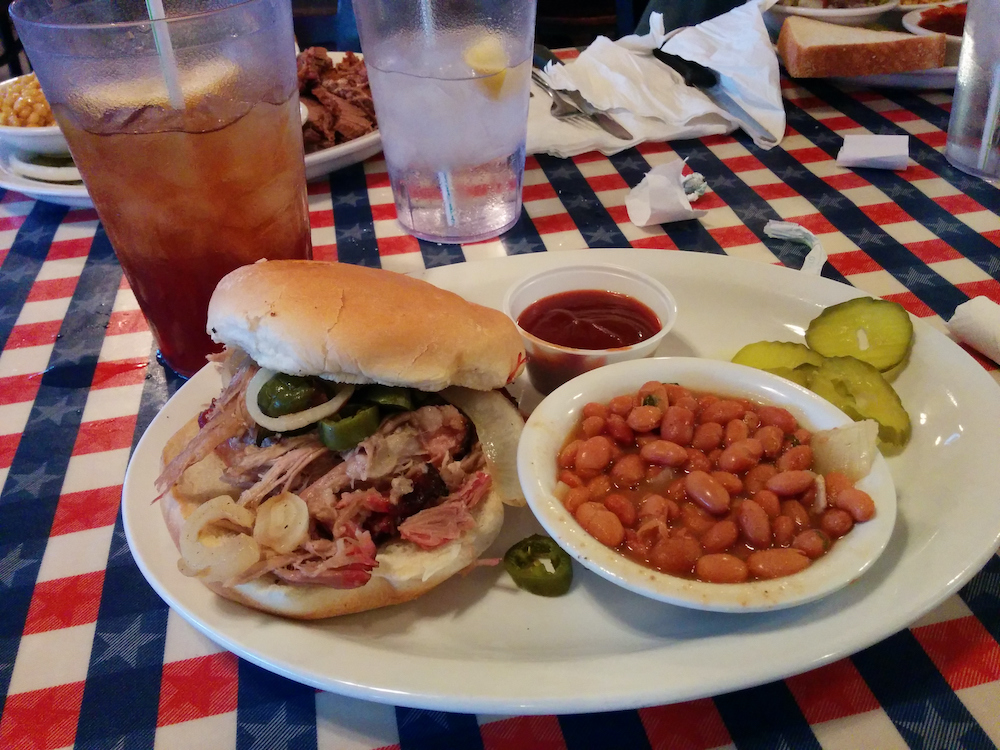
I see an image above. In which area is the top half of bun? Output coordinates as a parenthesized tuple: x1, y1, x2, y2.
(207, 260, 525, 392)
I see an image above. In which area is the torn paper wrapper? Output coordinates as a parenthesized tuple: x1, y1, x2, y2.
(837, 134, 910, 171)
(626, 160, 707, 227)
(948, 296, 1000, 364)
(764, 220, 828, 275)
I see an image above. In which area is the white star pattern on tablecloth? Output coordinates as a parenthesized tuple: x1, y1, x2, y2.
(584, 226, 618, 244)
(902, 268, 939, 289)
(0, 544, 36, 587)
(240, 704, 312, 750)
(32, 395, 79, 426)
(847, 227, 888, 247)
(337, 225, 367, 242)
(95, 615, 161, 667)
(896, 700, 980, 750)
(6, 463, 61, 499)
(926, 217, 964, 237)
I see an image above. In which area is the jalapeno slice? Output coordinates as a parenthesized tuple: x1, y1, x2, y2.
(317, 406, 381, 451)
(504, 534, 573, 596)
(363, 384, 414, 411)
(257, 373, 319, 417)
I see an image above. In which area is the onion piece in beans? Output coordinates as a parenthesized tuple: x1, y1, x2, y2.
(253, 491, 309, 553)
(179, 495, 260, 583)
(244, 367, 355, 432)
(811, 419, 879, 482)
(441, 386, 525, 507)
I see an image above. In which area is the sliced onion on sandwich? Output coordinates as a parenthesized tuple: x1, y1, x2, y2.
(155, 260, 527, 619)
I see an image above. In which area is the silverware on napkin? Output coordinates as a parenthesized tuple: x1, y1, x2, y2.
(651, 47, 777, 148)
(532, 43, 634, 141)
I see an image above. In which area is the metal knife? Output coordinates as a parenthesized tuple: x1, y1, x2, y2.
(532, 43, 634, 141)
(651, 48, 778, 148)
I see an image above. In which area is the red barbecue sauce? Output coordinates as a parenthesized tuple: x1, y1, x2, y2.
(918, 5, 966, 37)
(517, 290, 662, 350)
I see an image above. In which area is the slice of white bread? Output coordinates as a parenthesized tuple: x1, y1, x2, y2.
(777, 16, 947, 78)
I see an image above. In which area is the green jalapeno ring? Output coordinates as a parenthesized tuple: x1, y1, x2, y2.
(503, 534, 573, 596)
(257, 373, 319, 418)
(317, 405, 381, 452)
(363, 384, 414, 411)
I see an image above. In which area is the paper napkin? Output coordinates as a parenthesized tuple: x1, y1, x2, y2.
(527, 0, 784, 158)
(625, 159, 708, 226)
(836, 135, 910, 170)
(948, 296, 1000, 364)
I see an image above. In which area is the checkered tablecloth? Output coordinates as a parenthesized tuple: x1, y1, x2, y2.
(2, 72, 1000, 750)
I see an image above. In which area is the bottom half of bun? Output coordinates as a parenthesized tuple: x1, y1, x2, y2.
(160, 417, 506, 619)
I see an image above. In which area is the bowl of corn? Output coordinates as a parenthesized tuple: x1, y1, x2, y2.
(0, 73, 70, 156)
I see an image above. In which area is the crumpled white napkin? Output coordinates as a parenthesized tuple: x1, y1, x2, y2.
(837, 135, 910, 170)
(526, 0, 784, 158)
(625, 159, 708, 226)
(948, 297, 1000, 364)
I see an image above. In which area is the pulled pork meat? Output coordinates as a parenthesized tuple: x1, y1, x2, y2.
(297, 47, 377, 154)
(157, 352, 491, 590)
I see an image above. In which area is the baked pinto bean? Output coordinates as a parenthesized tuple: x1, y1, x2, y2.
(557, 382, 878, 583)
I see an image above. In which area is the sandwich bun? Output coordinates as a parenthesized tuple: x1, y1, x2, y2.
(161, 417, 506, 619)
(207, 260, 526, 391)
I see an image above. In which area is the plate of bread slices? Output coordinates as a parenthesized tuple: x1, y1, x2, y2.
(768, 0, 899, 26)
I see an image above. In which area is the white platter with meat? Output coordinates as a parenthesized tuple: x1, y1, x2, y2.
(297, 49, 382, 180)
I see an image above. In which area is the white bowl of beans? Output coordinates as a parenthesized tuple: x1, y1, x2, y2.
(0, 73, 70, 156)
(518, 356, 897, 612)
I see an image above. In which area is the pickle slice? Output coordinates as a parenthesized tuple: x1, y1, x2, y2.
(805, 297, 913, 372)
(805, 356, 911, 450)
(782, 362, 822, 388)
(732, 341, 825, 372)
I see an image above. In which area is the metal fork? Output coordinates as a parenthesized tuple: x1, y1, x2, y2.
(531, 70, 590, 123)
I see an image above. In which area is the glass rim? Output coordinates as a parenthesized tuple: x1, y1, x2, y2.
(9, 0, 263, 31)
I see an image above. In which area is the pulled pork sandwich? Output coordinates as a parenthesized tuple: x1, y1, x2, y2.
(155, 260, 527, 619)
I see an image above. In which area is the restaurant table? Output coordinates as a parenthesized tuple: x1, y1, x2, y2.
(2, 71, 1000, 750)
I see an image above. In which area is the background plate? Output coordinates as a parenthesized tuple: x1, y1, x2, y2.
(123, 249, 1000, 715)
(766, 0, 898, 26)
(833, 66, 957, 89)
(890, 0, 963, 10)
(0, 146, 91, 208)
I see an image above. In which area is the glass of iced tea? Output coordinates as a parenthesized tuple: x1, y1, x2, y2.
(352, 0, 536, 244)
(10, 0, 312, 377)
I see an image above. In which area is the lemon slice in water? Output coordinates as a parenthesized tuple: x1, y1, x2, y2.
(464, 34, 508, 99)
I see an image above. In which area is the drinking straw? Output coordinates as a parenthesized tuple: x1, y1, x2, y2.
(977, 61, 1000, 175)
(421, 0, 459, 228)
(144, 0, 185, 110)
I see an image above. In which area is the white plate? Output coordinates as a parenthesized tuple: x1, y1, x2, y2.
(767, 0, 899, 26)
(304, 130, 381, 181)
(835, 65, 957, 89)
(123, 249, 1000, 715)
(302, 51, 382, 182)
(891, 0, 962, 11)
(0, 146, 91, 207)
(8, 152, 81, 183)
(520, 358, 897, 613)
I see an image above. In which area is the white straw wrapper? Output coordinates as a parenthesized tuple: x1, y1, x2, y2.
(948, 297, 1000, 364)
(763, 220, 827, 275)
